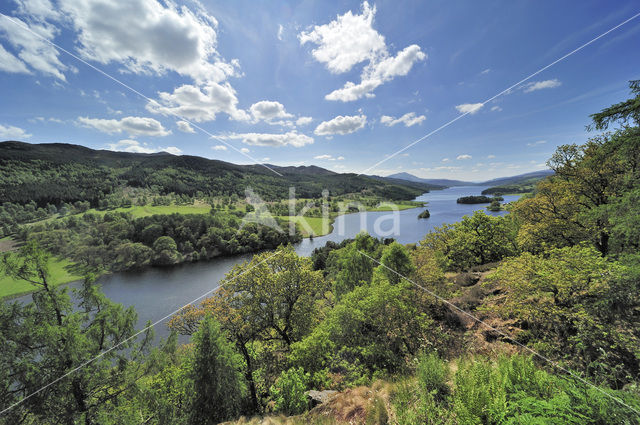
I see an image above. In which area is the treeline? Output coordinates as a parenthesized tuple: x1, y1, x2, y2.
(456, 195, 503, 204)
(0, 142, 432, 210)
(21, 210, 300, 272)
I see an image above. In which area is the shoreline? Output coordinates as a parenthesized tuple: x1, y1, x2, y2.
(1, 199, 427, 300)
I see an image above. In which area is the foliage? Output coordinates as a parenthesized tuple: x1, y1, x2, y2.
(269, 367, 310, 415)
(0, 242, 152, 425)
(189, 315, 247, 424)
(379, 242, 415, 285)
(290, 274, 441, 380)
(456, 195, 502, 204)
(23, 210, 300, 273)
(485, 245, 640, 386)
(421, 211, 519, 271)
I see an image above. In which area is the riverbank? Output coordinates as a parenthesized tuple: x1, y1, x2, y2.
(0, 255, 84, 299)
(1, 200, 424, 299)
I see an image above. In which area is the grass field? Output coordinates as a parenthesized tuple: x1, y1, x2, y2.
(278, 216, 332, 237)
(0, 256, 84, 299)
(84, 203, 212, 219)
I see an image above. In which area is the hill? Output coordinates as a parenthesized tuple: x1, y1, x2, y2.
(385, 172, 472, 186)
(386, 170, 554, 192)
(481, 170, 554, 195)
(0, 141, 435, 206)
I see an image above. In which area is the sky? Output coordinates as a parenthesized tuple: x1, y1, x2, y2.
(0, 0, 639, 181)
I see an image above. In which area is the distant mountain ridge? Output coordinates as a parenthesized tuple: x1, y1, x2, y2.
(386, 170, 554, 187)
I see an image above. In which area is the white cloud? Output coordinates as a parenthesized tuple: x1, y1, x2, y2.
(78, 116, 171, 137)
(160, 146, 182, 155)
(299, 2, 425, 101)
(523, 79, 561, 93)
(490, 105, 502, 112)
(325, 79, 381, 102)
(314, 154, 344, 161)
(527, 140, 547, 147)
(0, 123, 31, 139)
(176, 120, 195, 133)
(296, 116, 313, 126)
(277, 24, 284, 41)
(212, 145, 228, 151)
(147, 82, 249, 122)
(2, 0, 241, 84)
(487, 154, 496, 159)
(0, 15, 68, 80)
(441, 158, 450, 163)
(456, 154, 472, 160)
(224, 131, 314, 147)
(455, 103, 484, 115)
(57, 0, 237, 84)
(107, 139, 181, 155)
(249, 100, 293, 124)
(240, 147, 250, 153)
(380, 112, 425, 127)
(481, 68, 491, 74)
(314, 114, 366, 136)
(299, 2, 385, 74)
(0, 42, 31, 74)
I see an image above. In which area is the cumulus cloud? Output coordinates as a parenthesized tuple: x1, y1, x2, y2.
(380, 112, 425, 127)
(58, 0, 237, 84)
(224, 131, 314, 148)
(0, 14, 68, 80)
(455, 103, 484, 115)
(277, 24, 284, 41)
(314, 154, 345, 161)
(176, 120, 195, 133)
(240, 147, 250, 153)
(162, 146, 182, 155)
(146, 82, 249, 122)
(0, 42, 31, 74)
(299, 2, 425, 101)
(78, 116, 171, 137)
(212, 145, 228, 151)
(456, 154, 472, 160)
(487, 154, 496, 159)
(249, 100, 293, 123)
(296, 116, 313, 126)
(299, 2, 385, 74)
(524, 79, 561, 93)
(0, 123, 31, 139)
(107, 139, 181, 155)
(314, 114, 367, 136)
(1, 0, 240, 84)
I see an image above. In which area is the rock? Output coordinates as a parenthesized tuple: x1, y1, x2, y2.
(306, 390, 338, 407)
(453, 272, 481, 287)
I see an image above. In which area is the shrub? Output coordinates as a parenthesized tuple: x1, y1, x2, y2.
(270, 367, 310, 415)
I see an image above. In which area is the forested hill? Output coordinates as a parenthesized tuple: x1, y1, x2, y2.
(0, 141, 435, 206)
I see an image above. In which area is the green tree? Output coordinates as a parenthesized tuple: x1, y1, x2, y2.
(485, 245, 640, 385)
(421, 211, 518, 271)
(379, 242, 415, 284)
(0, 241, 152, 424)
(189, 316, 246, 425)
(152, 236, 181, 265)
(590, 79, 640, 130)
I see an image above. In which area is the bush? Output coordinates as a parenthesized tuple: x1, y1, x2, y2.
(417, 352, 450, 401)
(270, 367, 310, 415)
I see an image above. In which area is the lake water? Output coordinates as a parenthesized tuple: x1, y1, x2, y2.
(14, 186, 519, 341)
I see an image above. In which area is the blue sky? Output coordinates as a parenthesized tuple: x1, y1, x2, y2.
(0, 0, 639, 180)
